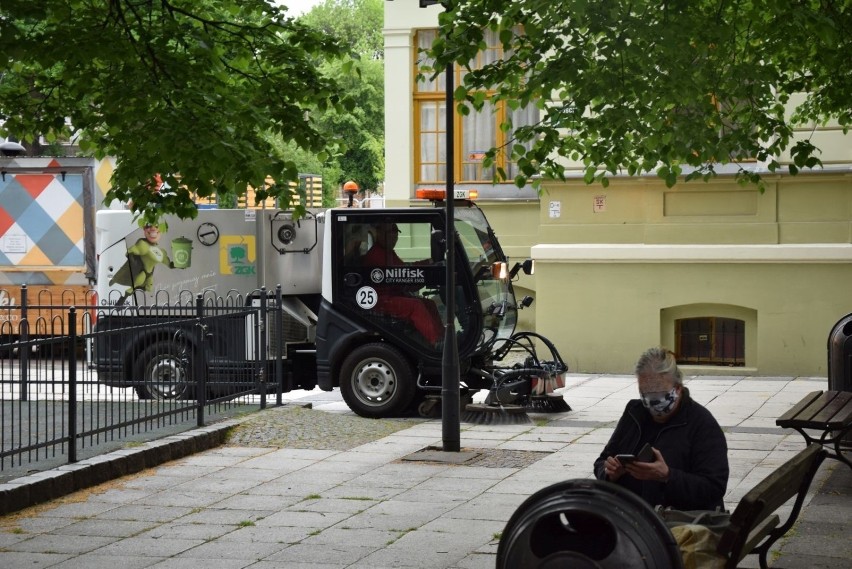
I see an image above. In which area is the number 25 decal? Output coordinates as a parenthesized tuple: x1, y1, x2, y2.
(356, 286, 378, 309)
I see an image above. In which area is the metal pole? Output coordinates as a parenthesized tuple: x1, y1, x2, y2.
(441, 57, 460, 452)
(399, 0, 460, 450)
(68, 307, 77, 464)
(259, 287, 267, 410)
(19, 284, 28, 402)
(275, 284, 284, 406)
(195, 293, 206, 427)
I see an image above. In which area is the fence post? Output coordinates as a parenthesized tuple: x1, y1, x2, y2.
(68, 307, 77, 464)
(196, 293, 206, 427)
(275, 284, 283, 406)
(19, 284, 28, 402)
(259, 287, 267, 410)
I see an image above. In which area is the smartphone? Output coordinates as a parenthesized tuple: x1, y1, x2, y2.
(616, 443, 654, 464)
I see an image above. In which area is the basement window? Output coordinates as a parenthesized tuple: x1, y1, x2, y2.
(675, 317, 745, 366)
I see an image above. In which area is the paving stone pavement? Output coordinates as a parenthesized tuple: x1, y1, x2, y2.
(0, 373, 849, 568)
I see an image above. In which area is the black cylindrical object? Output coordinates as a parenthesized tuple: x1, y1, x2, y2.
(497, 479, 683, 569)
(828, 313, 852, 392)
(828, 313, 852, 445)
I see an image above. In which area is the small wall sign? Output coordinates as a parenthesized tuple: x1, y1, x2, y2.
(549, 201, 561, 219)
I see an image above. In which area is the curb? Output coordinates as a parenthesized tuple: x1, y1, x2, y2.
(0, 420, 238, 516)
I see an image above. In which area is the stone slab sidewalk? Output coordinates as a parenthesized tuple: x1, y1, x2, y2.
(0, 373, 849, 568)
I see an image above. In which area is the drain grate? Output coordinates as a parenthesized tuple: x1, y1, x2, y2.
(468, 449, 551, 468)
(400, 446, 551, 468)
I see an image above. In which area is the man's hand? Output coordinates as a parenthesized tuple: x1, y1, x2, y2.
(625, 447, 670, 482)
(604, 455, 627, 481)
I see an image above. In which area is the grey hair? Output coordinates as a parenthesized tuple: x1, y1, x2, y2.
(634, 346, 683, 385)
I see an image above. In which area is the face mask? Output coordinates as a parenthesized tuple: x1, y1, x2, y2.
(641, 387, 679, 417)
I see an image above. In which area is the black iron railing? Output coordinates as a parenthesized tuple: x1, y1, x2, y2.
(1, 285, 289, 476)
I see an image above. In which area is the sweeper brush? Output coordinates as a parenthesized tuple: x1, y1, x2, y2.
(527, 393, 571, 413)
(461, 403, 533, 425)
(461, 332, 571, 424)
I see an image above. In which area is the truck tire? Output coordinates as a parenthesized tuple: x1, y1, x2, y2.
(339, 343, 416, 418)
(134, 340, 196, 400)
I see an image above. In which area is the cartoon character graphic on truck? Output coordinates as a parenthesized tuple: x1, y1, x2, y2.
(109, 223, 188, 304)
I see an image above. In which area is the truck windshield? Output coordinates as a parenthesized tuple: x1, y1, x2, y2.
(454, 205, 517, 352)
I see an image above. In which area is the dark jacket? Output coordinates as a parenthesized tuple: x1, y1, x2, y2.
(593, 388, 729, 511)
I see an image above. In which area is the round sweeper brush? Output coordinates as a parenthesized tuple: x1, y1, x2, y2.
(527, 394, 572, 413)
(461, 403, 532, 425)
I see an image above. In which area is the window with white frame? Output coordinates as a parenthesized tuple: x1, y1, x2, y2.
(414, 28, 538, 184)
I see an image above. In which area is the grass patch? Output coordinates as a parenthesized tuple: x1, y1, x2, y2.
(385, 527, 417, 546)
(304, 494, 322, 501)
(238, 520, 255, 528)
(341, 496, 373, 501)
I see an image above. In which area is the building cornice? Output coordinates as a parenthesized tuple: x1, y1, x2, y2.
(532, 243, 852, 263)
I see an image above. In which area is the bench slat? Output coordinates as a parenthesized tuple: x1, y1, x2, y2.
(740, 514, 780, 559)
(717, 444, 826, 568)
(777, 390, 852, 429)
(776, 391, 824, 425)
(810, 391, 852, 428)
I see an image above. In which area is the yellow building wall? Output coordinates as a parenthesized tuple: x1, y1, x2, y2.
(533, 173, 852, 376)
(536, 257, 852, 376)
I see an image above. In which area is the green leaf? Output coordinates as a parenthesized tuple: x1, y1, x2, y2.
(665, 172, 678, 188)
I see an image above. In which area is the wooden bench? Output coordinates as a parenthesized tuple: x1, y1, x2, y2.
(776, 390, 852, 470)
(715, 443, 827, 569)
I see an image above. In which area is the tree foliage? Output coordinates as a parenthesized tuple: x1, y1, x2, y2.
(428, 0, 851, 189)
(298, 0, 385, 194)
(303, 0, 384, 58)
(0, 0, 354, 224)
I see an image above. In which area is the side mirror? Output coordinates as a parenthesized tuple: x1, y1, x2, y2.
(509, 259, 535, 279)
(430, 229, 445, 262)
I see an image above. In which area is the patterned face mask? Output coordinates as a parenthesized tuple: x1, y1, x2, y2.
(641, 387, 679, 417)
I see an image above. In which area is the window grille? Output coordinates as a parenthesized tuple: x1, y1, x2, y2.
(675, 317, 745, 366)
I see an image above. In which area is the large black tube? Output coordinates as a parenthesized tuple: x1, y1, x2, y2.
(497, 479, 684, 569)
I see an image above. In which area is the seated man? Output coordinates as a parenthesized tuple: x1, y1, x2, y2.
(361, 222, 443, 348)
(593, 346, 729, 511)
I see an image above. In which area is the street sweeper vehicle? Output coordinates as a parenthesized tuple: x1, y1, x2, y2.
(92, 190, 569, 418)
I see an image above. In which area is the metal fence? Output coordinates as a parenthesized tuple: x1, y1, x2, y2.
(1, 285, 289, 475)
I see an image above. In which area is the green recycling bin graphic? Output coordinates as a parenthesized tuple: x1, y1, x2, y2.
(171, 237, 193, 269)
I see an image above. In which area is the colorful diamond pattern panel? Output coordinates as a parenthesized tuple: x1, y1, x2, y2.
(1, 172, 86, 285)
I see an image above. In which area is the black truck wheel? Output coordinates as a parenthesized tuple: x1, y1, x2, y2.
(339, 343, 415, 418)
(134, 340, 196, 400)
